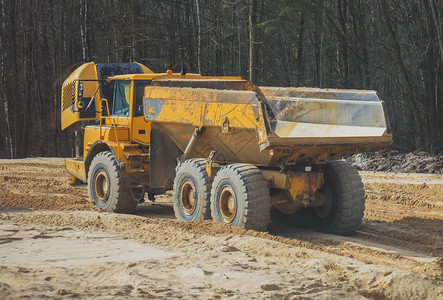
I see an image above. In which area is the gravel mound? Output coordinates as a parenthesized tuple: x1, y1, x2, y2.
(347, 150, 442, 174)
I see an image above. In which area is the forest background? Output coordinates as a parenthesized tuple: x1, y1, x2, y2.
(0, 0, 442, 158)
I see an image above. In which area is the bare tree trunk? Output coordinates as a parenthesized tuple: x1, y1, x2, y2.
(337, 0, 349, 87)
(20, 0, 30, 157)
(248, 0, 257, 83)
(319, 0, 326, 87)
(429, 0, 443, 65)
(237, 16, 241, 75)
(296, 12, 305, 86)
(185, 0, 195, 72)
(424, 0, 443, 152)
(195, 0, 202, 74)
(80, 0, 87, 62)
(130, 0, 137, 62)
(381, 0, 424, 148)
(0, 0, 13, 157)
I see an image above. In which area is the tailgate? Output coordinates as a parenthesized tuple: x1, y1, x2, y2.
(260, 87, 392, 148)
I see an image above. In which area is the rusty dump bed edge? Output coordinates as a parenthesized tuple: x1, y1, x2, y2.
(260, 86, 392, 149)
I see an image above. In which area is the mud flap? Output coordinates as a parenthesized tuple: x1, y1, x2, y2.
(149, 124, 183, 193)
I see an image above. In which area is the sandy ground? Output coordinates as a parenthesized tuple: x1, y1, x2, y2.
(0, 158, 442, 299)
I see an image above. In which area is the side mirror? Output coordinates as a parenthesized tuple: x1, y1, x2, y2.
(76, 82, 84, 109)
(143, 97, 165, 122)
(101, 98, 110, 116)
(143, 98, 150, 121)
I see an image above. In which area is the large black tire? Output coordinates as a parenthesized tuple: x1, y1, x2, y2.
(173, 159, 212, 221)
(210, 164, 271, 231)
(313, 160, 365, 235)
(87, 151, 137, 213)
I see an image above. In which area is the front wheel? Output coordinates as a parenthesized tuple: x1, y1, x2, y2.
(87, 151, 137, 213)
(210, 164, 271, 231)
(313, 160, 365, 235)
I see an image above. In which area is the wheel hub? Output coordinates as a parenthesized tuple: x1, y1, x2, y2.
(180, 179, 197, 215)
(94, 170, 110, 204)
(218, 185, 237, 223)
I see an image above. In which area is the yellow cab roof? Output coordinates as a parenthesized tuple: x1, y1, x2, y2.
(109, 73, 244, 81)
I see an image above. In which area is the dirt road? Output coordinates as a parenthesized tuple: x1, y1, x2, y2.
(0, 158, 442, 299)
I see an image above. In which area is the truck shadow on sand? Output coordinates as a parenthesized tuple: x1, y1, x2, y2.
(134, 203, 175, 219)
(131, 202, 442, 259)
(269, 214, 442, 259)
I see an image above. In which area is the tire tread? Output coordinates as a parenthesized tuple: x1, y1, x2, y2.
(211, 164, 271, 231)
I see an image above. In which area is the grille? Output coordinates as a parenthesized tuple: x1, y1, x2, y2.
(62, 81, 76, 111)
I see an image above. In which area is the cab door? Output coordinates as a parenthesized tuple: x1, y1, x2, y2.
(131, 81, 152, 145)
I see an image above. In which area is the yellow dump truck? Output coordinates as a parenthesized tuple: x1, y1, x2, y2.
(61, 62, 392, 234)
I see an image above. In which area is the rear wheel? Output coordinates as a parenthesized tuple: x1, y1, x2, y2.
(313, 160, 365, 235)
(87, 151, 137, 213)
(210, 164, 271, 231)
(173, 159, 212, 221)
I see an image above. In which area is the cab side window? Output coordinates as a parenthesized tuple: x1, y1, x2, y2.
(112, 81, 131, 116)
(133, 81, 151, 117)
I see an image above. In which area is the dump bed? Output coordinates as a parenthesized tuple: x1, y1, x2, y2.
(143, 79, 392, 167)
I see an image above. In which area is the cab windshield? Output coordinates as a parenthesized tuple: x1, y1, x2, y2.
(112, 81, 131, 116)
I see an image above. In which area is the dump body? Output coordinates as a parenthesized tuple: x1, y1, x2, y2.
(143, 80, 392, 168)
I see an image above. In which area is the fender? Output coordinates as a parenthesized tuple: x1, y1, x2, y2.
(84, 141, 115, 180)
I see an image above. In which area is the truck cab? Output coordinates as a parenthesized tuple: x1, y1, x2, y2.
(63, 63, 184, 203)
(62, 63, 150, 185)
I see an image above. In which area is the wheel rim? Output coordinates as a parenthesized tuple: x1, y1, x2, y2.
(180, 179, 197, 216)
(315, 183, 334, 219)
(218, 185, 237, 223)
(94, 170, 110, 204)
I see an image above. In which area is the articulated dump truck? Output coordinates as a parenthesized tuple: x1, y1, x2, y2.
(61, 62, 392, 234)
